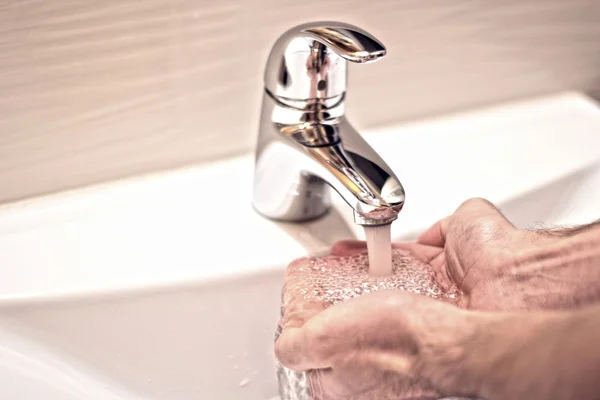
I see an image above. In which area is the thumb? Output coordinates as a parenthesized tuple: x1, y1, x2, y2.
(417, 198, 512, 247)
(417, 216, 450, 247)
(453, 197, 512, 227)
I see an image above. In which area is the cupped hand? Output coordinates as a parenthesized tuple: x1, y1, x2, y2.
(335, 198, 590, 310)
(413, 197, 598, 310)
(276, 241, 479, 400)
(276, 286, 481, 400)
(316, 197, 539, 311)
(274, 197, 600, 400)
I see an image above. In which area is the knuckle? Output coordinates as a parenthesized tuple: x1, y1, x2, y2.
(305, 324, 330, 357)
(459, 197, 494, 210)
(275, 329, 308, 369)
(274, 337, 294, 366)
(330, 240, 353, 252)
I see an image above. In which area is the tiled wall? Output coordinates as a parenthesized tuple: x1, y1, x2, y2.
(1, 0, 599, 203)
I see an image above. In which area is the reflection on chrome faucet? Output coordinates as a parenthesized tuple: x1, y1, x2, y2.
(252, 22, 405, 226)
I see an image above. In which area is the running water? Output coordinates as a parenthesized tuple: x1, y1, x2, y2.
(361, 207, 398, 277)
(364, 223, 393, 276)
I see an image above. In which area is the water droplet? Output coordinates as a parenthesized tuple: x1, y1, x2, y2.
(446, 292, 459, 300)
(282, 247, 461, 310)
(233, 365, 239, 370)
(239, 378, 251, 387)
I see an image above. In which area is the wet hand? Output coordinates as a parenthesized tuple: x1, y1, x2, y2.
(276, 242, 470, 400)
(276, 286, 481, 400)
(411, 197, 596, 310)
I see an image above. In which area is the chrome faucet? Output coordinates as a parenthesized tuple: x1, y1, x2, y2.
(252, 22, 405, 226)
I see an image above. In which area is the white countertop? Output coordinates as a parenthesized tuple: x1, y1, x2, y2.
(1, 91, 600, 302)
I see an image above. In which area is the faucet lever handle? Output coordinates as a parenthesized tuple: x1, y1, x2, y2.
(301, 24, 386, 63)
(264, 22, 387, 104)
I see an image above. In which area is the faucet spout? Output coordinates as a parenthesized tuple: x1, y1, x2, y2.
(253, 22, 405, 226)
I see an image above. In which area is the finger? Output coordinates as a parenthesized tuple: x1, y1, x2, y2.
(282, 257, 313, 302)
(306, 369, 329, 400)
(417, 198, 510, 247)
(279, 300, 326, 330)
(276, 303, 362, 371)
(417, 216, 450, 247)
(276, 326, 323, 371)
(391, 242, 443, 264)
(455, 197, 499, 215)
(286, 256, 313, 274)
(359, 350, 414, 376)
(429, 252, 452, 291)
(308, 355, 411, 398)
(276, 294, 379, 371)
(282, 257, 307, 304)
(281, 257, 327, 328)
(330, 240, 367, 256)
(454, 197, 513, 228)
(277, 291, 421, 371)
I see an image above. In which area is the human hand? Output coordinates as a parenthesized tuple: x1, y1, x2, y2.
(411, 197, 600, 311)
(320, 198, 600, 311)
(275, 199, 600, 400)
(277, 287, 480, 400)
(277, 241, 471, 400)
(278, 279, 600, 400)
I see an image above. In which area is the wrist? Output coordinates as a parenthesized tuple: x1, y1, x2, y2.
(473, 311, 557, 400)
(414, 309, 540, 398)
(446, 310, 550, 399)
(509, 227, 600, 308)
(412, 309, 492, 398)
(476, 305, 600, 400)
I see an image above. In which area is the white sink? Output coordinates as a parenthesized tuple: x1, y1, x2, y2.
(1, 92, 600, 400)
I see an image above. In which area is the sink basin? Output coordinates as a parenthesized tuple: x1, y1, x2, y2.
(0, 271, 283, 400)
(1, 92, 600, 400)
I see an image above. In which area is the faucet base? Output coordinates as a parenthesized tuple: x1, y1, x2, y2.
(252, 163, 332, 223)
(252, 204, 331, 224)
